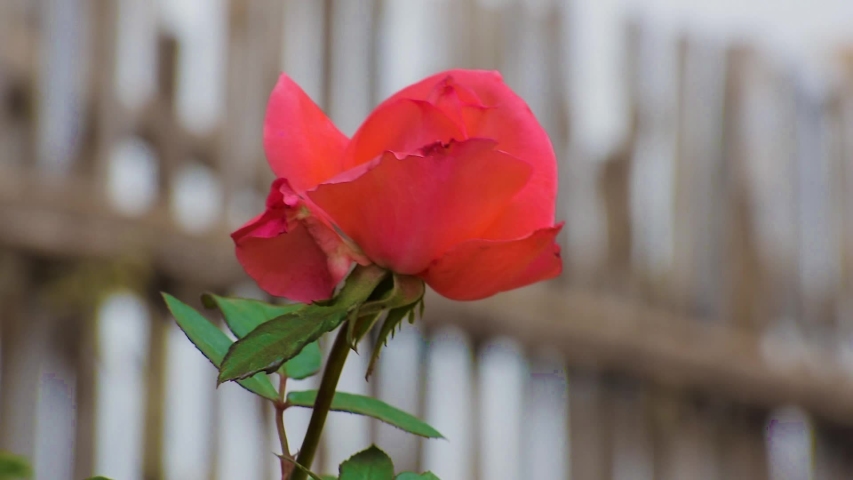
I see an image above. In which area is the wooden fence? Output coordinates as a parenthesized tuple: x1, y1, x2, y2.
(2, 0, 853, 479)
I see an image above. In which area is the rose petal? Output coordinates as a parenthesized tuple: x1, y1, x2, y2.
(309, 139, 533, 274)
(424, 78, 488, 135)
(231, 178, 293, 240)
(234, 222, 341, 303)
(378, 70, 558, 239)
(231, 180, 355, 303)
(264, 74, 348, 192)
(341, 98, 464, 171)
(421, 224, 564, 301)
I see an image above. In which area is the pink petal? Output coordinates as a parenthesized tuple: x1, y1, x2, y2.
(309, 139, 532, 275)
(234, 221, 341, 303)
(231, 180, 355, 303)
(263, 75, 348, 192)
(377, 70, 558, 240)
(341, 98, 464, 171)
(421, 225, 564, 301)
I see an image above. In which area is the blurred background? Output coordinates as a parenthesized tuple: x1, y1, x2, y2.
(2, 0, 853, 479)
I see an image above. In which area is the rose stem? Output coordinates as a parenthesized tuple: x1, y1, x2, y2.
(290, 324, 352, 480)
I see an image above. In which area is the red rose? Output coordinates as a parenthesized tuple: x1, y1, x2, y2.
(233, 70, 563, 302)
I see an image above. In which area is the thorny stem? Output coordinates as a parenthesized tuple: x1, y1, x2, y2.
(290, 324, 352, 480)
(276, 373, 292, 480)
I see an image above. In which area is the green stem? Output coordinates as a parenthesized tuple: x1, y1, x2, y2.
(291, 324, 352, 480)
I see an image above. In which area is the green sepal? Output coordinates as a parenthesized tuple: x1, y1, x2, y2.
(363, 275, 425, 379)
(365, 306, 409, 380)
(360, 274, 424, 316)
(349, 311, 380, 352)
(351, 274, 424, 353)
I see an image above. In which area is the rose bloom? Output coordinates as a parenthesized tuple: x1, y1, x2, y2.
(233, 70, 563, 303)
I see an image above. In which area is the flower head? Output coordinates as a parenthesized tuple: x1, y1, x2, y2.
(234, 70, 563, 302)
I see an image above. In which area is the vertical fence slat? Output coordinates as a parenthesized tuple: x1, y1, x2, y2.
(567, 370, 613, 480)
(719, 408, 769, 480)
(72, 312, 98, 479)
(814, 424, 853, 480)
(652, 393, 723, 480)
(721, 45, 766, 331)
(597, 17, 641, 292)
(671, 36, 728, 318)
(610, 382, 653, 480)
(90, 0, 122, 191)
(223, 0, 284, 205)
(142, 294, 169, 480)
(0, 255, 37, 458)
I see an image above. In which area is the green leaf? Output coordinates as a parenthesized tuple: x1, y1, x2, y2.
(0, 452, 31, 479)
(218, 307, 345, 383)
(201, 293, 305, 338)
(161, 293, 278, 401)
(321, 476, 338, 480)
(202, 294, 321, 379)
(338, 446, 394, 480)
(218, 266, 388, 384)
(283, 340, 322, 379)
(287, 390, 443, 439)
(395, 473, 440, 480)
